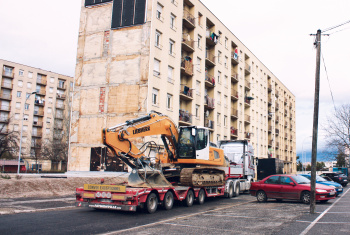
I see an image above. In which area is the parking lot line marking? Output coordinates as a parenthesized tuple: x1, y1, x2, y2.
(203, 214, 258, 219)
(162, 222, 236, 232)
(300, 188, 350, 235)
(101, 200, 255, 235)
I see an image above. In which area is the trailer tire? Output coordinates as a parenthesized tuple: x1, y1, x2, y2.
(145, 192, 158, 214)
(234, 183, 240, 197)
(184, 190, 194, 207)
(227, 182, 234, 198)
(198, 189, 205, 205)
(162, 191, 174, 210)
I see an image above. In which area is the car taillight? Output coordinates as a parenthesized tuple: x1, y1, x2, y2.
(339, 177, 342, 180)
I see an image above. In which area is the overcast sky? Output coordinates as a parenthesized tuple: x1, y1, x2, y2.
(1, 0, 349, 153)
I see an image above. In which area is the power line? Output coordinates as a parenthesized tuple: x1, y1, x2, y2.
(321, 53, 336, 112)
(322, 19, 350, 33)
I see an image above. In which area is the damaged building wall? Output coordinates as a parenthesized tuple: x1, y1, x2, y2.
(69, 0, 153, 171)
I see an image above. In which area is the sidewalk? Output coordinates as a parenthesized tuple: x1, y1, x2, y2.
(279, 187, 350, 234)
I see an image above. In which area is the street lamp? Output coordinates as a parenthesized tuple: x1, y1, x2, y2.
(17, 91, 37, 174)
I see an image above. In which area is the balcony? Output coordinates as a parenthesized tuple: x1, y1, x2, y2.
(31, 140, 42, 148)
(245, 80, 251, 90)
(54, 124, 63, 130)
(0, 93, 11, 100)
(1, 81, 13, 89)
(275, 102, 279, 110)
(268, 98, 272, 106)
(244, 114, 250, 124)
(205, 72, 215, 87)
(285, 145, 288, 151)
(275, 90, 279, 97)
(36, 78, 47, 86)
(231, 72, 239, 83)
(183, 10, 195, 29)
(268, 112, 272, 119)
(180, 59, 193, 76)
(231, 88, 238, 100)
(231, 108, 238, 119)
(34, 99, 45, 107)
(230, 127, 238, 137)
(55, 113, 64, 119)
(244, 98, 251, 107)
(284, 98, 288, 104)
(285, 133, 288, 139)
(275, 116, 279, 123)
(268, 84, 272, 92)
(2, 69, 14, 78)
(204, 96, 215, 109)
(289, 102, 293, 109)
(179, 109, 192, 126)
(34, 110, 44, 116)
(231, 52, 239, 65)
(33, 121, 43, 127)
(290, 124, 293, 130)
(56, 93, 66, 100)
(268, 140, 273, 147)
(180, 85, 193, 101)
(56, 103, 65, 109)
(244, 63, 251, 74)
(36, 89, 46, 96)
(284, 110, 288, 116)
(32, 131, 43, 138)
(245, 132, 252, 140)
(182, 36, 195, 52)
(285, 121, 288, 128)
(0, 117, 9, 123)
(205, 51, 216, 67)
(206, 29, 218, 46)
(204, 119, 214, 130)
(268, 126, 272, 133)
(290, 146, 293, 151)
(0, 105, 10, 112)
(275, 128, 280, 136)
(276, 142, 280, 149)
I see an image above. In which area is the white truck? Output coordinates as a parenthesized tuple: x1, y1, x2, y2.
(218, 140, 256, 197)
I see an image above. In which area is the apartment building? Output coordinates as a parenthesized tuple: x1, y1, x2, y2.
(0, 59, 73, 170)
(70, 0, 296, 173)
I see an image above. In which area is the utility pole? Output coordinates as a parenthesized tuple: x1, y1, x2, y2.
(310, 29, 321, 214)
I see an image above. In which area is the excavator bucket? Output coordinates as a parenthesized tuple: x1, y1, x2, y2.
(128, 169, 172, 188)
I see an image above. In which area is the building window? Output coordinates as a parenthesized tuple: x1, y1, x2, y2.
(24, 104, 29, 110)
(170, 14, 176, 30)
(28, 72, 33, 78)
(19, 70, 24, 76)
(168, 66, 174, 83)
(46, 128, 50, 134)
(224, 95, 227, 107)
(48, 107, 52, 114)
(218, 71, 221, 84)
(195, 105, 200, 118)
(225, 56, 228, 68)
(169, 39, 175, 56)
(218, 51, 222, 64)
(156, 3, 163, 21)
(17, 91, 22, 97)
(24, 114, 29, 120)
(224, 75, 228, 88)
(198, 12, 202, 27)
(217, 134, 220, 142)
(196, 57, 201, 72)
(225, 37, 228, 49)
(111, 0, 146, 28)
(50, 77, 55, 83)
(217, 91, 221, 105)
(27, 82, 32, 89)
(196, 81, 201, 96)
(224, 115, 227, 127)
(47, 117, 51, 123)
(15, 113, 20, 120)
(155, 30, 162, 48)
(217, 113, 221, 126)
(3, 66, 13, 76)
(166, 93, 172, 110)
(197, 35, 202, 49)
(49, 87, 54, 93)
(18, 80, 23, 87)
(152, 88, 159, 105)
(23, 125, 28, 132)
(14, 124, 19, 131)
(154, 59, 160, 77)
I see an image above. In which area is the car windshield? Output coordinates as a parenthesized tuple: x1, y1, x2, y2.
(316, 175, 327, 182)
(292, 175, 310, 184)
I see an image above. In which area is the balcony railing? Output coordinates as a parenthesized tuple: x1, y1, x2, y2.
(204, 119, 214, 129)
(268, 84, 272, 91)
(204, 95, 215, 109)
(56, 93, 66, 99)
(230, 127, 238, 136)
(54, 124, 63, 129)
(33, 121, 43, 127)
(285, 133, 288, 139)
(36, 89, 46, 96)
(231, 72, 239, 82)
(1, 82, 13, 89)
(275, 90, 279, 97)
(245, 132, 252, 139)
(276, 142, 280, 148)
(2, 69, 14, 78)
(284, 110, 288, 116)
(244, 114, 250, 123)
(244, 98, 251, 106)
(180, 85, 193, 99)
(180, 59, 193, 76)
(275, 102, 279, 110)
(245, 80, 251, 89)
(183, 10, 195, 28)
(0, 93, 11, 100)
(206, 29, 218, 46)
(179, 109, 192, 124)
(268, 126, 272, 132)
(32, 131, 43, 137)
(205, 51, 216, 66)
(55, 113, 64, 119)
(56, 103, 65, 109)
(268, 140, 273, 146)
(231, 52, 239, 65)
(36, 78, 47, 85)
(231, 88, 238, 99)
(275, 129, 280, 135)
(34, 99, 45, 106)
(231, 108, 238, 118)
(244, 63, 251, 74)
(0, 117, 9, 123)
(0, 105, 10, 111)
(57, 84, 66, 90)
(34, 110, 44, 116)
(182, 36, 195, 51)
(205, 72, 215, 86)
(275, 116, 280, 123)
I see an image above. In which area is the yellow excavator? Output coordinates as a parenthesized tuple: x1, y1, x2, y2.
(102, 112, 229, 188)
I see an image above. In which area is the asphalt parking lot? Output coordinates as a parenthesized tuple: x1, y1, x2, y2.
(110, 187, 350, 235)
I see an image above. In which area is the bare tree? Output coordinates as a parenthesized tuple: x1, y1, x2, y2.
(323, 103, 350, 156)
(29, 138, 44, 172)
(0, 122, 19, 159)
(41, 136, 68, 170)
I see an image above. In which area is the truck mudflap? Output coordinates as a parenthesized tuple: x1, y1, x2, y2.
(76, 202, 137, 212)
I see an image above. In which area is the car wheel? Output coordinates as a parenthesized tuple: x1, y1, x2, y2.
(256, 190, 267, 202)
(234, 183, 240, 197)
(184, 190, 194, 207)
(198, 189, 205, 205)
(162, 191, 174, 210)
(145, 192, 158, 214)
(301, 191, 311, 204)
(227, 182, 234, 198)
(341, 183, 348, 187)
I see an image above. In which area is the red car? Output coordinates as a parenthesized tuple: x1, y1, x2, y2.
(250, 174, 336, 204)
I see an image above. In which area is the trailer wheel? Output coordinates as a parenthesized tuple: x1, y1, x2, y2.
(234, 183, 240, 197)
(145, 192, 158, 213)
(256, 190, 267, 202)
(162, 191, 174, 210)
(227, 182, 234, 198)
(198, 189, 205, 205)
(184, 190, 194, 207)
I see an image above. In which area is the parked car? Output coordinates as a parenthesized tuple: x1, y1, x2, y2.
(320, 172, 348, 187)
(299, 174, 343, 196)
(250, 174, 336, 204)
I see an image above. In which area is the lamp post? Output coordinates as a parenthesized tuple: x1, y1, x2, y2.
(17, 91, 37, 174)
(301, 136, 312, 173)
